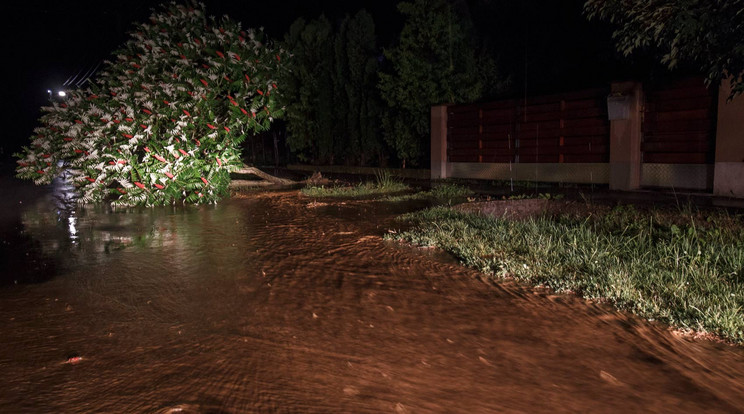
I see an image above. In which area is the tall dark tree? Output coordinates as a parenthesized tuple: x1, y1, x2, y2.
(280, 12, 384, 166)
(585, 0, 744, 99)
(379, 0, 499, 167)
(280, 16, 336, 164)
(334, 11, 384, 166)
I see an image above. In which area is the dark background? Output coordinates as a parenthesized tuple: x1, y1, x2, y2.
(0, 0, 671, 164)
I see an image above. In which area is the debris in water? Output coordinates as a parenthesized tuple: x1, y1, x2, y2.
(478, 356, 494, 367)
(394, 402, 410, 413)
(599, 370, 623, 386)
(306, 201, 328, 208)
(65, 355, 83, 364)
(343, 386, 359, 396)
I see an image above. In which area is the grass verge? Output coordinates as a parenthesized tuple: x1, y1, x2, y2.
(301, 170, 409, 198)
(384, 182, 473, 205)
(389, 204, 744, 343)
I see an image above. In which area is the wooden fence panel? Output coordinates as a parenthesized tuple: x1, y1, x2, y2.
(642, 78, 717, 164)
(446, 88, 610, 164)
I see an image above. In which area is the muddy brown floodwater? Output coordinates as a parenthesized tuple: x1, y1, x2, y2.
(1, 183, 744, 413)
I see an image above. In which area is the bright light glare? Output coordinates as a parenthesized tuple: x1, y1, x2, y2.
(58, 91, 66, 97)
(68, 215, 78, 240)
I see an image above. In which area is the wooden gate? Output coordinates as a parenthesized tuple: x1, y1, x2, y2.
(641, 78, 717, 189)
(643, 78, 717, 164)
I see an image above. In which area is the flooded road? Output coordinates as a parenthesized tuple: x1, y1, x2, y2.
(1, 179, 744, 413)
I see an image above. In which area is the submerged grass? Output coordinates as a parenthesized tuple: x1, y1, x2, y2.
(390, 204, 744, 343)
(384, 182, 473, 205)
(301, 170, 409, 198)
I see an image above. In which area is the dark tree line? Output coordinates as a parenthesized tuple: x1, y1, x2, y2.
(277, 0, 502, 168)
(266, 0, 744, 168)
(278, 11, 384, 166)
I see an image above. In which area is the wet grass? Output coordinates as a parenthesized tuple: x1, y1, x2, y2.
(389, 204, 744, 343)
(301, 170, 409, 198)
(384, 182, 474, 205)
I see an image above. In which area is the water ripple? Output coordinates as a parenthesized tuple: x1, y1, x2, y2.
(0, 190, 743, 412)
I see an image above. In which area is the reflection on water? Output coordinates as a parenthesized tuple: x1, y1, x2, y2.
(3, 176, 184, 284)
(7, 175, 260, 284)
(1, 179, 744, 413)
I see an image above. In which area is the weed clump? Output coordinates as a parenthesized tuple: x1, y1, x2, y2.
(301, 170, 409, 198)
(384, 182, 473, 205)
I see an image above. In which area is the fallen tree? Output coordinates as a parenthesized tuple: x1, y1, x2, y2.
(15, 1, 286, 206)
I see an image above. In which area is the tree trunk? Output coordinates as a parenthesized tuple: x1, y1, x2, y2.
(260, 134, 267, 165)
(232, 164, 295, 185)
(250, 136, 256, 165)
(273, 130, 280, 169)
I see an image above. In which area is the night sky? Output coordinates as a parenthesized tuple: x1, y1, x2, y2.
(0, 0, 672, 164)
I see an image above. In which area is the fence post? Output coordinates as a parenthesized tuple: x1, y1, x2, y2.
(714, 79, 744, 198)
(431, 105, 448, 179)
(609, 81, 643, 190)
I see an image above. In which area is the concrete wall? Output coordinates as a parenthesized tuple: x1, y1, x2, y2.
(448, 162, 609, 184)
(641, 164, 713, 190)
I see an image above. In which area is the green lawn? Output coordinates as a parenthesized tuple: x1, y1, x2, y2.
(390, 204, 744, 343)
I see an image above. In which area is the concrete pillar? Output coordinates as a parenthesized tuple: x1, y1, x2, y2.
(431, 105, 448, 179)
(608, 81, 643, 191)
(714, 79, 744, 198)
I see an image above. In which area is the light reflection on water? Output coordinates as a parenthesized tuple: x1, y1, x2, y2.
(2, 179, 744, 413)
(13, 175, 250, 274)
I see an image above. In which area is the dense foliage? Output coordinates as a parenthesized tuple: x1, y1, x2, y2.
(279, 11, 384, 166)
(280, 1, 501, 167)
(15, 2, 284, 206)
(585, 0, 744, 99)
(379, 0, 498, 167)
